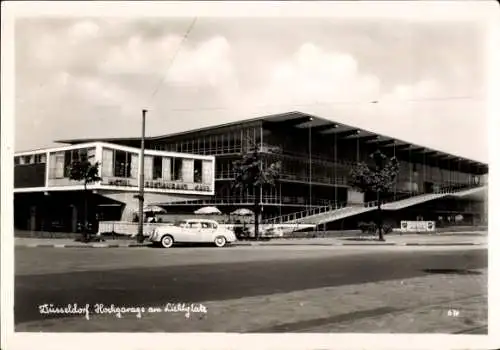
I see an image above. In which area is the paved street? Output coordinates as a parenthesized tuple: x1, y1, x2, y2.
(14, 245, 487, 332)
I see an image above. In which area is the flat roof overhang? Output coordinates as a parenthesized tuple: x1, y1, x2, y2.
(55, 110, 488, 172)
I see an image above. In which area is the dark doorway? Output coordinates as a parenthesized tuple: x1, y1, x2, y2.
(424, 182, 434, 194)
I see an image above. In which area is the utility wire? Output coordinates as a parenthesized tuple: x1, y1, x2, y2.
(148, 17, 198, 103)
(164, 94, 484, 113)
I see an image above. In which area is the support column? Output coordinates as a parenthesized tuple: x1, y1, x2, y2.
(29, 205, 37, 232)
(71, 205, 78, 233)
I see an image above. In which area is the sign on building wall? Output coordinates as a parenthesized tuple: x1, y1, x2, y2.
(347, 190, 364, 204)
(144, 179, 212, 192)
(402, 181, 419, 192)
(101, 176, 212, 192)
(400, 221, 436, 232)
(101, 176, 139, 187)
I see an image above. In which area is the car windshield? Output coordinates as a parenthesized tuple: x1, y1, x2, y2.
(175, 220, 188, 227)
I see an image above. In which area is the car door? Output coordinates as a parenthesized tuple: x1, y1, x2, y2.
(200, 222, 217, 242)
(188, 221, 204, 242)
(177, 221, 197, 243)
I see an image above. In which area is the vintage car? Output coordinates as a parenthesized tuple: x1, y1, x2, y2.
(149, 219, 237, 248)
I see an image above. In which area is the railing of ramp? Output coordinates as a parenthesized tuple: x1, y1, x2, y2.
(263, 183, 484, 225)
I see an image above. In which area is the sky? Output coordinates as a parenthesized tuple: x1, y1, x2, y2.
(14, 15, 489, 162)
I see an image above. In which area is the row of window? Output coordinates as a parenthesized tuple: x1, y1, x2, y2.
(215, 155, 475, 185)
(14, 154, 47, 165)
(153, 126, 262, 155)
(40, 146, 213, 186)
(101, 148, 207, 183)
(48, 148, 95, 179)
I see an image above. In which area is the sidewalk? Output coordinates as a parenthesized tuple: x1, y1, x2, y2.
(16, 268, 487, 333)
(14, 233, 487, 248)
(14, 237, 150, 248)
(252, 234, 487, 247)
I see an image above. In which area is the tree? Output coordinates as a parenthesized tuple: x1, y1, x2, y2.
(232, 141, 281, 240)
(67, 155, 102, 242)
(349, 149, 400, 241)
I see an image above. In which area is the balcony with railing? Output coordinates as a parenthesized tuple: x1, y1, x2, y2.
(215, 170, 350, 186)
(159, 195, 335, 208)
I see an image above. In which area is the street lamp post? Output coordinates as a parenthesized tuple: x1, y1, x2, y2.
(136, 109, 147, 242)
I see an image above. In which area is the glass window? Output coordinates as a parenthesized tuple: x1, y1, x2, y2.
(153, 156, 162, 180)
(130, 154, 139, 179)
(194, 159, 202, 183)
(172, 157, 183, 181)
(64, 151, 72, 177)
(114, 150, 128, 178)
(87, 148, 95, 162)
(144, 155, 153, 180)
(102, 148, 114, 177)
(49, 152, 65, 179)
(14, 156, 20, 165)
(189, 222, 202, 229)
(22, 155, 34, 164)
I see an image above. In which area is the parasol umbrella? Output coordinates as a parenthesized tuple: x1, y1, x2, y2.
(231, 208, 254, 216)
(145, 205, 167, 213)
(134, 205, 167, 213)
(194, 206, 222, 215)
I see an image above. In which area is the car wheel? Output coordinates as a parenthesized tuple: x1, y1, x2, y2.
(214, 236, 227, 248)
(160, 235, 174, 248)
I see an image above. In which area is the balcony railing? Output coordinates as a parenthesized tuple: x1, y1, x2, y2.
(161, 195, 335, 207)
(215, 170, 350, 186)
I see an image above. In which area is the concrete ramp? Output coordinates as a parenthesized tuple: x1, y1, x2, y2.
(291, 206, 376, 225)
(381, 193, 450, 210)
(449, 186, 486, 199)
(265, 185, 487, 227)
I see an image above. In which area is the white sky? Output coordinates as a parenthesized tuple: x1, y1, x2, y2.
(14, 7, 491, 163)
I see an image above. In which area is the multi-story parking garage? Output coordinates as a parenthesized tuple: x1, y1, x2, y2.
(48, 111, 487, 231)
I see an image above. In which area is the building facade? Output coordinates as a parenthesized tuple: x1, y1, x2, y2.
(57, 111, 488, 227)
(14, 142, 215, 232)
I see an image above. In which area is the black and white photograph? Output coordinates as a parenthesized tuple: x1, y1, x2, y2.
(1, 1, 499, 349)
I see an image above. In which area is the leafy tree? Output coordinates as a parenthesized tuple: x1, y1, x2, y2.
(232, 141, 281, 239)
(349, 149, 399, 241)
(67, 155, 102, 241)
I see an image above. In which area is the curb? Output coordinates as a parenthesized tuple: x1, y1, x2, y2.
(235, 242, 484, 247)
(23, 243, 152, 248)
(18, 242, 486, 248)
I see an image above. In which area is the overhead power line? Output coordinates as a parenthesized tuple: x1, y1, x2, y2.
(164, 95, 484, 113)
(148, 17, 198, 103)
